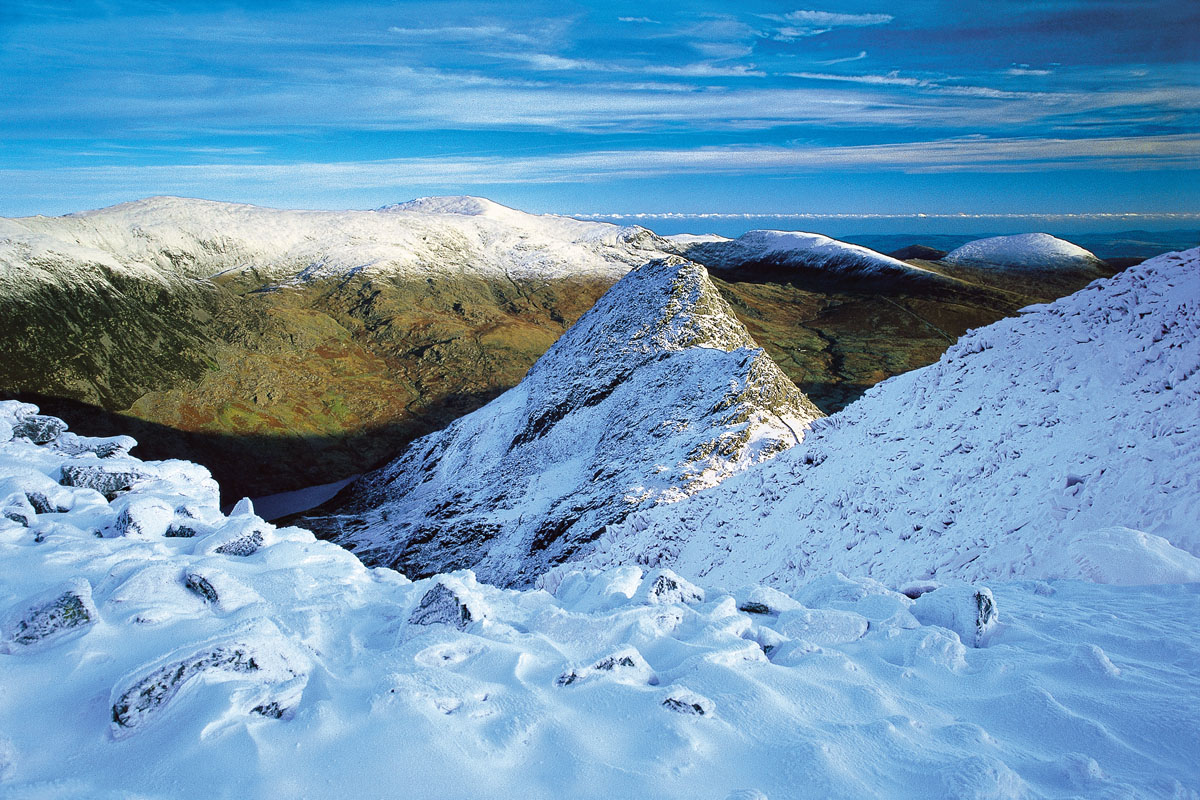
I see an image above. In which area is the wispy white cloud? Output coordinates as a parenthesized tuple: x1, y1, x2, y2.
(819, 50, 868, 66)
(1006, 65, 1053, 76)
(764, 9, 893, 39)
(386, 24, 539, 45)
(5, 135, 1194, 206)
(784, 10, 894, 27)
(498, 52, 765, 77)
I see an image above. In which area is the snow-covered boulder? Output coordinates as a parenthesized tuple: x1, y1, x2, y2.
(2, 578, 97, 651)
(911, 584, 999, 647)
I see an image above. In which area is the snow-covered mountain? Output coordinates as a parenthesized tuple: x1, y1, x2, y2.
(0, 196, 677, 496)
(2, 400, 1198, 798)
(307, 256, 822, 586)
(581, 247, 1200, 590)
(0, 195, 664, 286)
(943, 233, 1106, 272)
(668, 229, 949, 284)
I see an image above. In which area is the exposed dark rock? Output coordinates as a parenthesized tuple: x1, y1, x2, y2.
(408, 582, 478, 629)
(111, 645, 259, 730)
(59, 464, 150, 500)
(3, 496, 35, 527)
(662, 697, 707, 715)
(738, 602, 772, 615)
(642, 570, 704, 605)
(6, 583, 95, 647)
(214, 528, 264, 557)
(556, 649, 657, 687)
(183, 572, 219, 604)
(164, 523, 198, 538)
(12, 415, 67, 444)
(251, 701, 287, 719)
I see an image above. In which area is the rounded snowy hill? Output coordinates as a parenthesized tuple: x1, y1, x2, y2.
(586, 247, 1200, 590)
(670, 229, 950, 285)
(943, 233, 1105, 272)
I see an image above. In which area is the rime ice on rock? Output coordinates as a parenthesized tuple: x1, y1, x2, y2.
(911, 585, 998, 647)
(314, 257, 821, 586)
(3, 579, 97, 650)
(408, 582, 483, 629)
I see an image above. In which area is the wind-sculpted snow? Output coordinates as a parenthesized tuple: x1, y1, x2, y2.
(943, 232, 1105, 272)
(0, 403, 1197, 797)
(590, 248, 1200, 589)
(2, 402, 1200, 796)
(313, 257, 822, 586)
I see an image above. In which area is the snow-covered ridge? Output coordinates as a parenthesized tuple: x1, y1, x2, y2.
(669, 228, 947, 282)
(314, 256, 822, 586)
(588, 247, 1200, 590)
(0, 195, 670, 289)
(1, 400, 1197, 797)
(943, 232, 1105, 271)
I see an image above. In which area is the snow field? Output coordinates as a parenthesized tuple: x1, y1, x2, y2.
(0, 402, 1198, 798)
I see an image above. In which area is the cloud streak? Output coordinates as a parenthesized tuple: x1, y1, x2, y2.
(4, 135, 1194, 206)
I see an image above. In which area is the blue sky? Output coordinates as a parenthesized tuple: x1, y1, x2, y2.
(2, 0, 1198, 229)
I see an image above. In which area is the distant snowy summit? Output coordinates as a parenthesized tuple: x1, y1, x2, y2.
(0, 195, 669, 288)
(306, 255, 822, 586)
(668, 229, 948, 284)
(943, 233, 1106, 272)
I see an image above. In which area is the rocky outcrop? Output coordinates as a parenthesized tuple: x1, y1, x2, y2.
(408, 582, 482, 629)
(308, 257, 821, 586)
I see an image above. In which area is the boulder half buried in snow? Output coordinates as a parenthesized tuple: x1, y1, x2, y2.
(304, 257, 821, 587)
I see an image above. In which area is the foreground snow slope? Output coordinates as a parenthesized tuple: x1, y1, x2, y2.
(943, 233, 1106, 272)
(1, 402, 1197, 799)
(589, 248, 1200, 590)
(311, 257, 821, 586)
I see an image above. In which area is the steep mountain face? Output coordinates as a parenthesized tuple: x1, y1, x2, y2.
(582, 248, 1200, 591)
(0, 197, 667, 496)
(306, 257, 821, 586)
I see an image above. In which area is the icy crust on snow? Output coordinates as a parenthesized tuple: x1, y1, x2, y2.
(670, 229, 947, 282)
(1, 409, 1198, 798)
(943, 233, 1105, 271)
(325, 257, 822, 586)
(0, 195, 671, 291)
(591, 248, 1200, 590)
